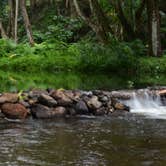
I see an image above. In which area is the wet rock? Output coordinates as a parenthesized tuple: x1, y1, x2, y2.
(38, 94, 57, 107)
(51, 107, 67, 117)
(1, 103, 29, 119)
(158, 89, 166, 96)
(0, 93, 18, 104)
(28, 90, 48, 99)
(107, 100, 112, 107)
(113, 102, 130, 112)
(108, 107, 115, 113)
(82, 91, 93, 97)
(31, 104, 66, 119)
(72, 90, 81, 101)
(28, 99, 38, 105)
(99, 95, 109, 103)
(19, 100, 30, 108)
(110, 91, 132, 100)
(75, 100, 89, 114)
(87, 96, 102, 110)
(31, 104, 51, 119)
(95, 107, 107, 116)
(68, 107, 77, 116)
(50, 90, 73, 106)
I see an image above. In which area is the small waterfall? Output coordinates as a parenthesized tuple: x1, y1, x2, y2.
(123, 89, 166, 119)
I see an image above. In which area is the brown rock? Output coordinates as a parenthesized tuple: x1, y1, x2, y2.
(31, 104, 67, 119)
(51, 107, 67, 117)
(95, 107, 106, 116)
(87, 96, 102, 110)
(158, 89, 166, 95)
(31, 104, 51, 119)
(0, 93, 18, 104)
(114, 102, 130, 112)
(38, 94, 57, 107)
(50, 90, 73, 106)
(28, 90, 48, 99)
(1, 103, 28, 119)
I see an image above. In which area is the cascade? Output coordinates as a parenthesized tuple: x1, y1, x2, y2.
(123, 89, 166, 119)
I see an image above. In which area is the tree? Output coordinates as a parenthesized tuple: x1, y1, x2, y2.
(20, 0, 35, 46)
(147, 0, 162, 56)
(14, 0, 19, 42)
(73, 0, 112, 43)
(0, 19, 7, 38)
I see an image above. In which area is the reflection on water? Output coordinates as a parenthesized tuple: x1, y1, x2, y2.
(0, 115, 166, 166)
(1, 70, 166, 92)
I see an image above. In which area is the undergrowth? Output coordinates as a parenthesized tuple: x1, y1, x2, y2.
(0, 38, 166, 75)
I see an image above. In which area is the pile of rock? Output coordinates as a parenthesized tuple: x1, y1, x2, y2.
(0, 89, 130, 120)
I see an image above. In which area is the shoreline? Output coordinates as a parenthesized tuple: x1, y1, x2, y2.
(0, 87, 165, 120)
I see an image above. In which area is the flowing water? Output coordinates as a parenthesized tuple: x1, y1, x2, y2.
(124, 90, 166, 120)
(1, 71, 166, 165)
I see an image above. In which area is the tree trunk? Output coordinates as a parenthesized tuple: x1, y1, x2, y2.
(20, 0, 35, 46)
(14, 0, 19, 43)
(115, 0, 136, 41)
(73, 0, 111, 43)
(147, 0, 162, 56)
(0, 19, 8, 38)
(8, 0, 15, 39)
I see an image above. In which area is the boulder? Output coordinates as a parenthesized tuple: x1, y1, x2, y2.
(28, 99, 38, 105)
(113, 102, 130, 112)
(19, 100, 30, 108)
(28, 89, 49, 99)
(38, 94, 57, 107)
(50, 90, 73, 106)
(87, 96, 102, 110)
(75, 100, 89, 114)
(1, 103, 29, 119)
(31, 104, 67, 119)
(31, 104, 51, 119)
(110, 91, 132, 100)
(51, 107, 67, 117)
(158, 89, 166, 96)
(68, 107, 77, 116)
(99, 95, 109, 103)
(95, 107, 107, 116)
(0, 93, 18, 104)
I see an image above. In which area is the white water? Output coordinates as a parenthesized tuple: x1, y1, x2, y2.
(124, 89, 166, 119)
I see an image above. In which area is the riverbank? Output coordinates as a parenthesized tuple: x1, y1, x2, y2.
(0, 88, 166, 120)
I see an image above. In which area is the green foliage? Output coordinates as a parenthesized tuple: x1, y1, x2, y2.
(1, 38, 166, 77)
(31, 15, 84, 43)
(77, 39, 143, 73)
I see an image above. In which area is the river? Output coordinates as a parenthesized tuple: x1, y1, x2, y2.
(0, 71, 166, 165)
(0, 115, 166, 165)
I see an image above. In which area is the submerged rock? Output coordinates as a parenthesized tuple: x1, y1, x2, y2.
(1, 103, 29, 119)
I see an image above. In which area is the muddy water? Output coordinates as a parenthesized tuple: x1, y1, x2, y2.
(0, 114, 166, 166)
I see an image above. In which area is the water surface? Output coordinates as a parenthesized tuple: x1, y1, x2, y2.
(0, 114, 166, 166)
(0, 70, 166, 92)
(1, 71, 166, 165)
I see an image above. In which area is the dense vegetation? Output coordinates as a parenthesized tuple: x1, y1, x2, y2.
(0, 0, 166, 76)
